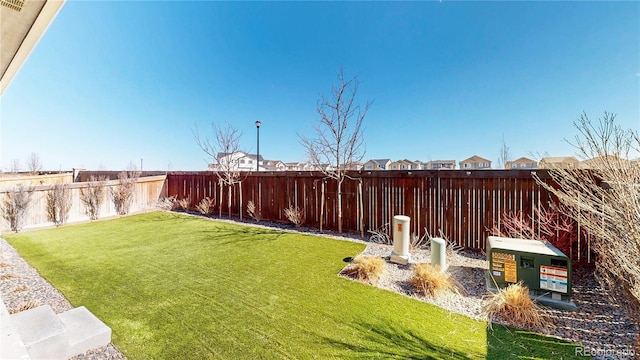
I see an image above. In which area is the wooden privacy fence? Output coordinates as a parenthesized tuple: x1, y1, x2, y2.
(167, 170, 563, 251)
(0, 175, 167, 233)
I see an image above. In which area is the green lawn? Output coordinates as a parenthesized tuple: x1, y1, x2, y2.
(5, 212, 581, 359)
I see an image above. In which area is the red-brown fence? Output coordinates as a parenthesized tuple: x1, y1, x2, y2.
(165, 170, 576, 253)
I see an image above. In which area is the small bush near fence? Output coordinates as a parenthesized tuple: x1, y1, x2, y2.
(1, 184, 35, 233)
(46, 184, 72, 227)
(246, 201, 261, 221)
(490, 204, 590, 263)
(196, 197, 215, 216)
(79, 176, 107, 221)
(283, 205, 304, 227)
(110, 171, 139, 216)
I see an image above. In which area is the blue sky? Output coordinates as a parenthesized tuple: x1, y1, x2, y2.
(1, 1, 639, 171)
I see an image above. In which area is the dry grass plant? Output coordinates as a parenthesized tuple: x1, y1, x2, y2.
(12, 285, 28, 293)
(343, 256, 386, 284)
(156, 196, 176, 211)
(9, 300, 40, 314)
(246, 200, 261, 221)
(410, 263, 458, 297)
(283, 205, 304, 227)
(482, 281, 545, 330)
(196, 197, 215, 216)
(177, 197, 191, 211)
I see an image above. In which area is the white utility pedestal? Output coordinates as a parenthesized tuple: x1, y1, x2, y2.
(431, 237, 447, 271)
(390, 215, 411, 265)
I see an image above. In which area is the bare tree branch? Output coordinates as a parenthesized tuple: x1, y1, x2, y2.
(533, 112, 640, 328)
(26, 153, 42, 174)
(497, 134, 511, 169)
(194, 122, 246, 217)
(299, 68, 372, 232)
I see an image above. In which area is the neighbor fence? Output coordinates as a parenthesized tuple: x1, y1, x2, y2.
(166, 170, 592, 257)
(0, 175, 167, 233)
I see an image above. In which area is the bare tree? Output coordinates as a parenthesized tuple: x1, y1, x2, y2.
(10, 159, 21, 173)
(497, 134, 511, 169)
(194, 123, 244, 217)
(299, 69, 372, 233)
(1, 184, 35, 232)
(46, 184, 72, 227)
(26, 153, 42, 174)
(110, 168, 140, 216)
(533, 112, 640, 328)
(79, 176, 107, 220)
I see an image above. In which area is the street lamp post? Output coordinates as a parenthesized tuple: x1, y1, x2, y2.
(255, 120, 261, 171)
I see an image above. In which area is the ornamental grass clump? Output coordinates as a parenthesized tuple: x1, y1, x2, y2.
(343, 256, 386, 284)
(482, 281, 545, 330)
(410, 263, 458, 297)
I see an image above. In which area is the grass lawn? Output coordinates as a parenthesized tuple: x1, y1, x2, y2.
(5, 212, 581, 359)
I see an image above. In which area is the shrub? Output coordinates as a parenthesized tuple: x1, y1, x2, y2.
(156, 196, 176, 211)
(177, 197, 191, 211)
(1, 184, 35, 232)
(368, 223, 391, 244)
(46, 184, 72, 227)
(283, 205, 304, 227)
(247, 200, 261, 221)
(79, 176, 106, 221)
(343, 256, 386, 284)
(490, 204, 590, 263)
(482, 282, 545, 330)
(110, 170, 139, 216)
(196, 197, 215, 216)
(410, 263, 458, 297)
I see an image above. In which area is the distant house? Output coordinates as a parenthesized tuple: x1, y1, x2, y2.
(339, 161, 363, 171)
(285, 162, 304, 171)
(424, 160, 456, 170)
(579, 155, 632, 169)
(459, 155, 491, 170)
(363, 159, 391, 171)
(538, 156, 579, 169)
(262, 160, 286, 171)
(389, 159, 414, 170)
(505, 157, 537, 170)
(210, 151, 264, 171)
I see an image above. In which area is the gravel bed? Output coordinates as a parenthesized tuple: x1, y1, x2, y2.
(345, 242, 639, 360)
(2, 213, 638, 359)
(0, 238, 125, 360)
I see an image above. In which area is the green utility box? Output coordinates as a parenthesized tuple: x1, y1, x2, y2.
(486, 236, 575, 309)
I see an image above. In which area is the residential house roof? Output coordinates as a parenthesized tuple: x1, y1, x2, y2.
(460, 155, 491, 164)
(370, 159, 391, 166)
(539, 156, 579, 164)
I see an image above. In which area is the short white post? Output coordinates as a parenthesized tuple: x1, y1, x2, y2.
(391, 215, 411, 265)
(431, 237, 447, 271)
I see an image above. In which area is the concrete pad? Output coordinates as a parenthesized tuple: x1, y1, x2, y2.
(0, 297, 30, 360)
(58, 306, 111, 357)
(10, 305, 69, 360)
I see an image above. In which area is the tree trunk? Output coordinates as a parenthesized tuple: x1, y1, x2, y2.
(337, 179, 343, 233)
(320, 181, 325, 232)
(227, 183, 232, 218)
(219, 179, 223, 217)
